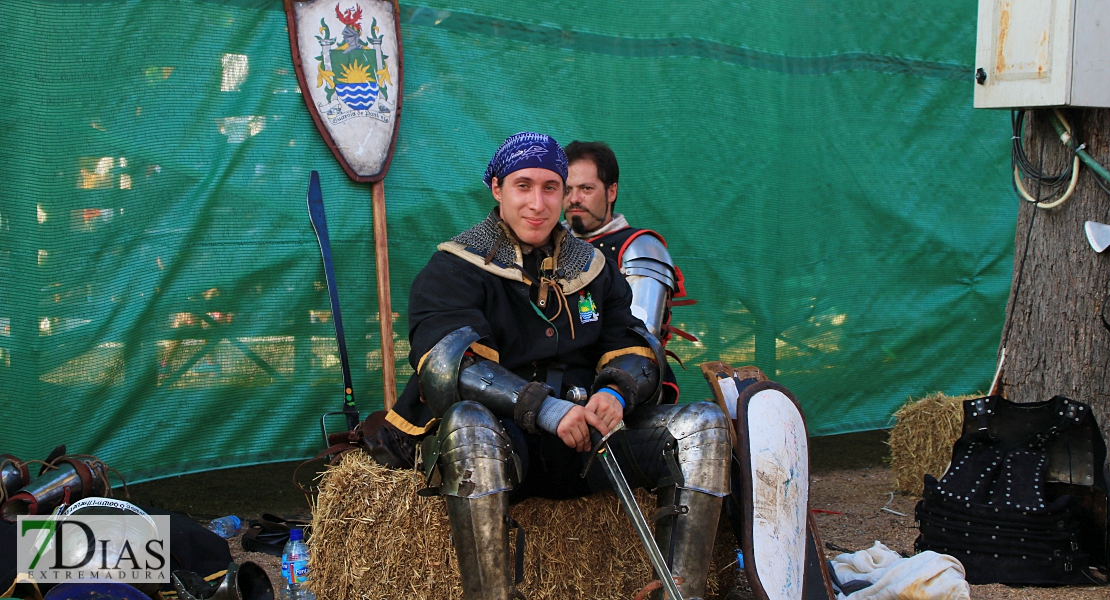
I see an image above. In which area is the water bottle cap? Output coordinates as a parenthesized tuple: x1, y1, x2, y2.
(290, 528, 303, 541)
(229, 516, 242, 529)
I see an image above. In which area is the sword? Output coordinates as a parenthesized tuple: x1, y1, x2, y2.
(307, 171, 361, 436)
(581, 421, 686, 600)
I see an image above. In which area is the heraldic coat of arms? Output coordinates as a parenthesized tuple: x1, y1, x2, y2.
(286, 0, 403, 182)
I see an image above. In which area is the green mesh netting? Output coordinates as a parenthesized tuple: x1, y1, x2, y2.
(0, 0, 1016, 482)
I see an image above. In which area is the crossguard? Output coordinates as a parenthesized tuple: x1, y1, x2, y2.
(580, 420, 626, 477)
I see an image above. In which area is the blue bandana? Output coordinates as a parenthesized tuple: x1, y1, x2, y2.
(483, 132, 569, 188)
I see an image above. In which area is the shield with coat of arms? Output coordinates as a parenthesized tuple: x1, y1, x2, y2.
(285, 0, 403, 182)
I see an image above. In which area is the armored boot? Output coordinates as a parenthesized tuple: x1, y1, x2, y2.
(426, 401, 520, 600)
(654, 486, 724, 599)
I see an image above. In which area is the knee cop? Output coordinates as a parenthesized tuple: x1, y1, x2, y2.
(629, 401, 732, 496)
(422, 401, 520, 498)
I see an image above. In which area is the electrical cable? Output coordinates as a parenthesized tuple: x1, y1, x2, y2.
(1001, 122, 1048, 352)
(1011, 109, 1079, 209)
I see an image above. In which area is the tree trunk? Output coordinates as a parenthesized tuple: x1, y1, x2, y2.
(999, 108, 1110, 450)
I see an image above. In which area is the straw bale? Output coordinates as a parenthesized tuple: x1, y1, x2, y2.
(889, 392, 977, 496)
(308, 451, 722, 600)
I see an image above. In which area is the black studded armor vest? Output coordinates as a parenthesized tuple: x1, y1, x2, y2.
(915, 395, 1109, 585)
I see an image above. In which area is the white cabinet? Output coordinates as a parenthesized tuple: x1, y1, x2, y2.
(974, 0, 1110, 108)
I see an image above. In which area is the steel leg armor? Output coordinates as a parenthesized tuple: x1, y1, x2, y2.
(1, 456, 110, 522)
(1, 455, 29, 500)
(426, 401, 519, 600)
(624, 402, 733, 598)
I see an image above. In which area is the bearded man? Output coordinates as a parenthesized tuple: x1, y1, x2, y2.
(563, 140, 695, 403)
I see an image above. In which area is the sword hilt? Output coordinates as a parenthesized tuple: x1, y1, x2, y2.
(580, 420, 625, 478)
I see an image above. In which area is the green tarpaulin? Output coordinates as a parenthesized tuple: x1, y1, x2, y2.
(0, 0, 1016, 482)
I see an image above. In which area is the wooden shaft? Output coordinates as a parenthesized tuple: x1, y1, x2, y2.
(372, 180, 398, 410)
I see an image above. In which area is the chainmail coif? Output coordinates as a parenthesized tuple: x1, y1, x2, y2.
(451, 211, 594, 280)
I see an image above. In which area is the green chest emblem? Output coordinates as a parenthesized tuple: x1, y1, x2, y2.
(578, 292, 599, 324)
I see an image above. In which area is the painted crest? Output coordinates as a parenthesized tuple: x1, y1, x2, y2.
(285, 0, 403, 182)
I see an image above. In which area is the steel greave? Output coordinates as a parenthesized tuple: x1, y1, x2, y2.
(1, 455, 29, 500)
(1, 458, 107, 522)
(446, 492, 514, 600)
(653, 486, 723, 600)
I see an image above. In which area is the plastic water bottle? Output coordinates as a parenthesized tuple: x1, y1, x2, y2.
(206, 515, 242, 539)
(282, 529, 316, 600)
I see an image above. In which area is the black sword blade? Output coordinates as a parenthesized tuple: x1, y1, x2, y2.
(307, 170, 360, 431)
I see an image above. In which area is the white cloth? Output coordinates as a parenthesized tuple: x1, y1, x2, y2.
(831, 541, 970, 600)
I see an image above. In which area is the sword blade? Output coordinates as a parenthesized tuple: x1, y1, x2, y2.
(594, 435, 684, 600)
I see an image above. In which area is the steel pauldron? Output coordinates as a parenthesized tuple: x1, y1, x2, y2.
(622, 234, 676, 336)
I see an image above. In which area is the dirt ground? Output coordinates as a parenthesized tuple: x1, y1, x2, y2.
(129, 430, 1108, 599)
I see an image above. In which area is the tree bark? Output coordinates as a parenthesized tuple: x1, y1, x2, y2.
(999, 108, 1110, 449)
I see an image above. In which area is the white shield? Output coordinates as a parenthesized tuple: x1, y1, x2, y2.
(286, 0, 403, 182)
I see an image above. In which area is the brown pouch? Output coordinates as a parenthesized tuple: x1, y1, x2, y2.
(296, 411, 422, 493)
(323, 410, 420, 469)
(357, 410, 420, 469)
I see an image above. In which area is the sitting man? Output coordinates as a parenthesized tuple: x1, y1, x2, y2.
(385, 132, 731, 599)
(563, 140, 695, 403)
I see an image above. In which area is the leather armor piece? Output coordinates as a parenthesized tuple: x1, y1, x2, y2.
(591, 365, 640, 405)
(915, 394, 1109, 584)
(627, 402, 732, 497)
(434, 402, 518, 499)
(591, 326, 666, 410)
(513, 381, 551, 435)
(620, 234, 676, 336)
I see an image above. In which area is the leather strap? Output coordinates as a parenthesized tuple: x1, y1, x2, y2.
(969, 397, 995, 442)
(57, 457, 95, 498)
(507, 517, 525, 585)
(666, 325, 699, 343)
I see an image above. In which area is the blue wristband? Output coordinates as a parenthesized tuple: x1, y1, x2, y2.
(600, 387, 625, 409)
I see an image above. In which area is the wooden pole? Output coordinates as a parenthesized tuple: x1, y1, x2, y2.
(372, 179, 398, 410)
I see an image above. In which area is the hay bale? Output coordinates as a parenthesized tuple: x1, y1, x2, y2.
(889, 392, 977, 496)
(309, 452, 722, 600)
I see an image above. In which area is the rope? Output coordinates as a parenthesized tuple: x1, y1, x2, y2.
(538, 275, 575, 340)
